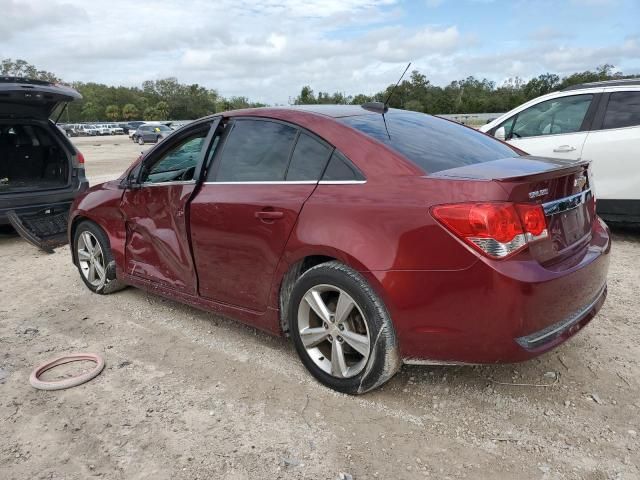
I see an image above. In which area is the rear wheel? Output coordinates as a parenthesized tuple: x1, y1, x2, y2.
(73, 221, 125, 295)
(289, 261, 400, 394)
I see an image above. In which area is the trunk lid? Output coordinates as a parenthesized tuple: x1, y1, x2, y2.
(431, 156, 595, 265)
(0, 77, 81, 119)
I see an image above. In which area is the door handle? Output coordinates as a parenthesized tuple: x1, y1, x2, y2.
(255, 210, 284, 221)
(553, 145, 576, 153)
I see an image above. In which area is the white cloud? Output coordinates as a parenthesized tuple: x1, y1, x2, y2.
(0, 0, 638, 104)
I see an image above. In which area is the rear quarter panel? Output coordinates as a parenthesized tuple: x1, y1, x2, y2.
(273, 175, 511, 315)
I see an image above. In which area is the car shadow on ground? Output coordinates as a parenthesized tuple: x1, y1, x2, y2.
(121, 279, 585, 404)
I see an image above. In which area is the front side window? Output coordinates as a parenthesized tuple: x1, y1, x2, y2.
(508, 94, 593, 139)
(215, 119, 297, 182)
(602, 91, 640, 129)
(142, 131, 207, 184)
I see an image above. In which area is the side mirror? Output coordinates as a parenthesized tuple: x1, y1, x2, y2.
(494, 126, 506, 141)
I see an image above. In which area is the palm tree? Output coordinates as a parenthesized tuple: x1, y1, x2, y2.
(155, 101, 169, 120)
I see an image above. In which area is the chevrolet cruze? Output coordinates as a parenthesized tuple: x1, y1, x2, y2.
(68, 104, 610, 394)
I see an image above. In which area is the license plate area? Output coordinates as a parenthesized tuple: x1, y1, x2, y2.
(543, 189, 593, 254)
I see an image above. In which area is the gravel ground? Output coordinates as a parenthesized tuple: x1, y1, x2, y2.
(1, 136, 639, 479)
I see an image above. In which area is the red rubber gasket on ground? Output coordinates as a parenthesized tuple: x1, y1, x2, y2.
(29, 353, 105, 391)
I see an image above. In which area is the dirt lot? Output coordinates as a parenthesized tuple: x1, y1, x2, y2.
(1, 136, 639, 479)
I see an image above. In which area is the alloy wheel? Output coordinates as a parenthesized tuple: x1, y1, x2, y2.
(77, 231, 107, 288)
(297, 284, 371, 378)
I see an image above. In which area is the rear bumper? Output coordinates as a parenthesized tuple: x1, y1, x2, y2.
(0, 175, 89, 225)
(368, 217, 611, 364)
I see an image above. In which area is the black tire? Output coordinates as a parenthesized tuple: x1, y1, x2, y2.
(73, 221, 126, 295)
(156, 135, 161, 143)
(138, 136, 145, 145)
(288, 261, 400, 394)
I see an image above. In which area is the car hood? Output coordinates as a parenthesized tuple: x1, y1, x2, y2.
(0, 77, 81, 119)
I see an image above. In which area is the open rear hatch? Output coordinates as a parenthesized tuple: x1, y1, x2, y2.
(0, 78, 82, 252)
(431, 156, 596, 266)
(0, 77, 81, 119)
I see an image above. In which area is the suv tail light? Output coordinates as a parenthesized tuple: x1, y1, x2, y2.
(73, 151, 85, 168)
(431, 202, 548, 259)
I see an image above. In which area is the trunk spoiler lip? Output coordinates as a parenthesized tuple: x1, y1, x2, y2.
(426, 156, 591, 182)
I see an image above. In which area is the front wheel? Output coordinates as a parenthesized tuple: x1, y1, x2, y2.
(289, 261, 400, 394)
(73, 221, 126, 295)
(138, 136, 145, 145)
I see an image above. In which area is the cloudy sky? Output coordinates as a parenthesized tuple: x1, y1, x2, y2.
(1, 0, 639, 104)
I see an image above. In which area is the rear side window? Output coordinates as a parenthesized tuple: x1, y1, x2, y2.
(340, 112, 519, 174)
(602, 92, 640, 129)
(215, 119, 297, 181)
(322, 151, 364, 181)
(286, 133, 332, 181)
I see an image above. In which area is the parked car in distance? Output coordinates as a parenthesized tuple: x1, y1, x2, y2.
(126, 121, 145, 138)
(80, 125, 100, 136)
(0, 77, 89, 251)
(93, 124, 111, 136)
(132, 124, 172, 144)
(481, 78, 640, 225)
(69, 105, 610, 394)
(106, 123, 124, 135)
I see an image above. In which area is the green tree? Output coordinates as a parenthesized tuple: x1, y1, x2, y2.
(122, 103, 139, 120)
(294, 86, 317, 104)
(155, 101, 169, 119)
(1, 58, 59, 82)
(404, 99, 424, 112)
(81, 102, 101, 121)
(143, 107, 159, 121)
(105, 105, 120, 121)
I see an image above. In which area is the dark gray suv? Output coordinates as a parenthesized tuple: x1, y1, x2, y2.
(0, 77, 89, 251)
(132, 124, 172, 144)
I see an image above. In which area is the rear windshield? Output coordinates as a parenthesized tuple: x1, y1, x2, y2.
(339, 111, 520, 174)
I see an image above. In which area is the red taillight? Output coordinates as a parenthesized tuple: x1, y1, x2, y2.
(431, 202, 548, 259)
(515, 204, 546, 237)
(74, 151, 85, 168)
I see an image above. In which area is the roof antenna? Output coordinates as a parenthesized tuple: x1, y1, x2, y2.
(362, 62, 412, 115)
(384, 62, 411, 108)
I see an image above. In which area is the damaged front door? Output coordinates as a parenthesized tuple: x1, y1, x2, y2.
(120, 119, 218, 294)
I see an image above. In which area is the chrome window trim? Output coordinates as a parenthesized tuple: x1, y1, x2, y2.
(202, 181, 318, 185)
(318, 180, 367, 185)
(140, 180, 197, 187)
(201, 180, 367, 185)
(542, 188, 591, 216)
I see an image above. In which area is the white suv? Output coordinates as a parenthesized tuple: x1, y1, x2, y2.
(481, 79, 640, 224)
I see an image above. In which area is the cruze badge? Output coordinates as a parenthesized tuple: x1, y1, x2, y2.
(528, 188, 549, 199)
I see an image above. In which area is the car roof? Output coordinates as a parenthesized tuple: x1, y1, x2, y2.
(223, 104, 380, 119)
(563, 78, 640, 91)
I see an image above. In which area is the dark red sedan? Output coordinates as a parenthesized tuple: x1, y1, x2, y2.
(68, 105, 610, 394)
